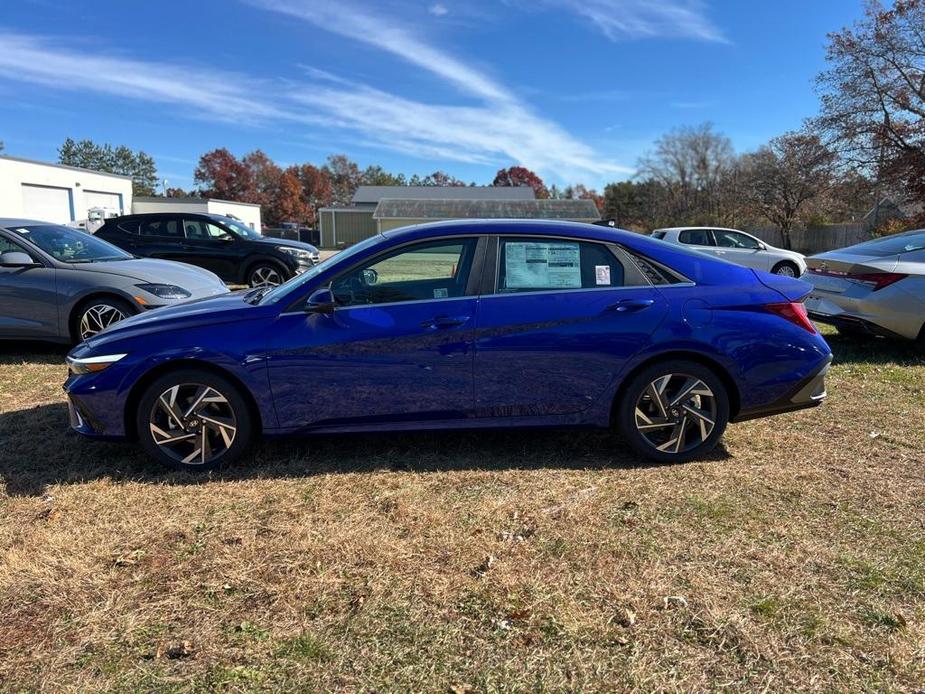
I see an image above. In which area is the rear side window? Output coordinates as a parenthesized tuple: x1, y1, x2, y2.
(497, 237, 624, 292)
(679, 229, 712, 246)
(650, 231, 666, 240)
(622, 248, 690, 286)
(139, 219, 182, 238)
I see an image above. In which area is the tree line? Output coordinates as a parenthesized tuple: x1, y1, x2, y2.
(53, 1, 923, 248)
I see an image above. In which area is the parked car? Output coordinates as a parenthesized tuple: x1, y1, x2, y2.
(65, 219, 832, 471)
(652, 227, 807, 277)
(804, 228, 925, 346)
(96, 213, 321, 287)
(0, 218, 229, 343)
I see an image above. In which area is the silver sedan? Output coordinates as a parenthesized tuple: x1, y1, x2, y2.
(0, 218, 229, 344)
(804, 229, 925, 347)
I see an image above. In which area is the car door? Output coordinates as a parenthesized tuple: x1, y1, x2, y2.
(0, 231, 60, 339)
(472, 235, 669, 417)
(676, 228, 717, 255)
(266, 236, 482, 429)
(712, 230, 770, 271)
(180, 218, 240, 280)
(132, 217, 188, 263)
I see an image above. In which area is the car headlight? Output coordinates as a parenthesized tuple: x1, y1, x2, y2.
(279, 247, 313, 263)
(135, 283, 192, 300)
(66, 353, 128, 375)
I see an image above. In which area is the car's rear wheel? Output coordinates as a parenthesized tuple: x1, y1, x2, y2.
(136, 369, 255, 471)
(247, 262, 287, 288)
(771, 261, 800, 277)
(73, 297, 134, 343)
(616, 360, 729, 463)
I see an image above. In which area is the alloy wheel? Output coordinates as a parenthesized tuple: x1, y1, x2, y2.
(250, 266, 282, 287)
(775, 265, 797, 277)
(148, 383, 237, 465)
(633, 374, 717, 454)
(79, 304, 126, 340)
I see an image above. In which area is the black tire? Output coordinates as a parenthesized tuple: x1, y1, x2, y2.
(771, 261, 800, 277)
(615, 360, 730, 464)
(135, 368, 256, 471)
(71, 296, 135, 344)
(246, 261, 288, 288)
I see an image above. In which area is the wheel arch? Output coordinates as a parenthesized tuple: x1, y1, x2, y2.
(68, 291, 138, 343)
(123, 359, 264, 441)
(771, 259, 800, 275)
(610, 350, 741, 423)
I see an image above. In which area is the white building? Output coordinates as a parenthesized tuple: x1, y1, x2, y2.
(0, 155, 133, 224)
(133, 196, 263, 233)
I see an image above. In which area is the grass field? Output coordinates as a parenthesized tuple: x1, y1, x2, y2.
(1, 326, 923, 692)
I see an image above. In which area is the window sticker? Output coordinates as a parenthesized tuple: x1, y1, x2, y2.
(433, 288, 448, 299)
(505, 242, 581, 289)
(595, 265, 611, 285)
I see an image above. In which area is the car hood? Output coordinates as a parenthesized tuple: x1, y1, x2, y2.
(251, 237, 318, 252)
(80, 292, 268, 350)
(65, 257, 226, 286)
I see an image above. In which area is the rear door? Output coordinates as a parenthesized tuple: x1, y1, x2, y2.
(472, 235, 669, 417)
(135, 217, 189, 263)
(0, 230, 60, 339)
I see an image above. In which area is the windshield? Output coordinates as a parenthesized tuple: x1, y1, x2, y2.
(846, 229, 925, 257)
(213, 215, 262, 240)
(10, 224, 132, 263)
(258, 233, 385, 305)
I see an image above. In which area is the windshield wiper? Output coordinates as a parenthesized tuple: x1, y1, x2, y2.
(243, 287, 269, 304)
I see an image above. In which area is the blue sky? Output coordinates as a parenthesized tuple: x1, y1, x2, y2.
(0, 0, 865, 190)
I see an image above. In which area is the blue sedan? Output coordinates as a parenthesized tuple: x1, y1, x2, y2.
(64, 220, 832, 470)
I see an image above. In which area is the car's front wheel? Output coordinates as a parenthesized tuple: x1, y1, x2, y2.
(247, 262, 287, 288)
(136, 369, 255, 471)
(73, 297, 135, 343)
(771, 261, 800, 277)
(615, 360, 729, 463)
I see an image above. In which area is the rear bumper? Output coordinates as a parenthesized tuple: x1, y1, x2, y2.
(807, 311, 907, 340)
(732, 355, 832, 423)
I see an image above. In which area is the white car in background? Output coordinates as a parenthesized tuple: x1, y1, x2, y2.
(651, 227, 807, 277)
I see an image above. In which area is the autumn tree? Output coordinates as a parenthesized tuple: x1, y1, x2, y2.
(58, 138, 158, 195)
(194, 148, 255, 201)
(814, 0, 925, 219)
(361, 165, 406, 186)
(287, 164, 333, 226)
(492, 166, 550, 198)
(323, 154, 362, 207)
(269, 170, 312, 225)
(742, 132, 837, 249)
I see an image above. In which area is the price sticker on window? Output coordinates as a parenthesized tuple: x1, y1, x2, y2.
(595, 265, 611, 285)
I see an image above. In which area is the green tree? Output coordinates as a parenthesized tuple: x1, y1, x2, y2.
(58, 138, 158, 195)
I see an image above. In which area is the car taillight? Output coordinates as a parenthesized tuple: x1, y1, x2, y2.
(809, 267, 907, 291)
(765, 302, 817, 334)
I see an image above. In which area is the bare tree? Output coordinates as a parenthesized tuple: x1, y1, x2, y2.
(813, 0, 925, 218)
(742, 132, 837, 249)
(636, 122, 738, 225)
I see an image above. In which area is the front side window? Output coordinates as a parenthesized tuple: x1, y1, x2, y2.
(714, 230, 760, 249)
(497, 237, 624, 292)
(8, 224, 131, 263)
(678, 229, 713, 246)
(213, 215, 261, 240)
(331, 238, 478, 307)
(184, 219, 232, 241)
(0, 234, 27, 256)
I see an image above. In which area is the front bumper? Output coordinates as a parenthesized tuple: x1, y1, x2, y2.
(732, 355, 832, 423)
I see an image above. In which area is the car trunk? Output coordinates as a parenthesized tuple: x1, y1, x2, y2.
(805, 251, 898, 295)
(752, 270, 812, 302)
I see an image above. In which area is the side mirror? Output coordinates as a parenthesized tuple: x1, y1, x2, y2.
(305, 287, 335, 314)
(0, 252, 39, 268)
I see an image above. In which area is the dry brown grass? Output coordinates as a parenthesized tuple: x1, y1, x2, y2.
(1, 327, 924, 692)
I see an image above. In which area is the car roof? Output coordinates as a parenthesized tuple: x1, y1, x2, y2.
(654, 226, 748, 233)
(381, 218, 635, 244)
(0, 218, 60, 229)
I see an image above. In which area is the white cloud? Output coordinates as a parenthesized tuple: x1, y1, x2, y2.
(428, 3, 449, 17)
(513, 0, 727, 43)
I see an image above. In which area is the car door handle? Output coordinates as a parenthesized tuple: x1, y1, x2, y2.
(422, 315, 470, 329)
(606, 298, 655, 313)
(181, 244, 195, 251)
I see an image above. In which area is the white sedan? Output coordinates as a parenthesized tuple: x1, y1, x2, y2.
(651, 227, 807, 277)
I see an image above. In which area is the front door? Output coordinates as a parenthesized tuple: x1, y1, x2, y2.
(267, 236, 482, 429)
(180, 219, 240, 280)
(0, 233, 60, 339)
(711, 230, 770, 271)
(473, 236, 669, 417)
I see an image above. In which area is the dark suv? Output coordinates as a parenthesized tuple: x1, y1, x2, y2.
(96, 213, 320, 287)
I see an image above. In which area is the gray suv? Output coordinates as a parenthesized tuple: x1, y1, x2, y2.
(0, 218, 229, 344)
